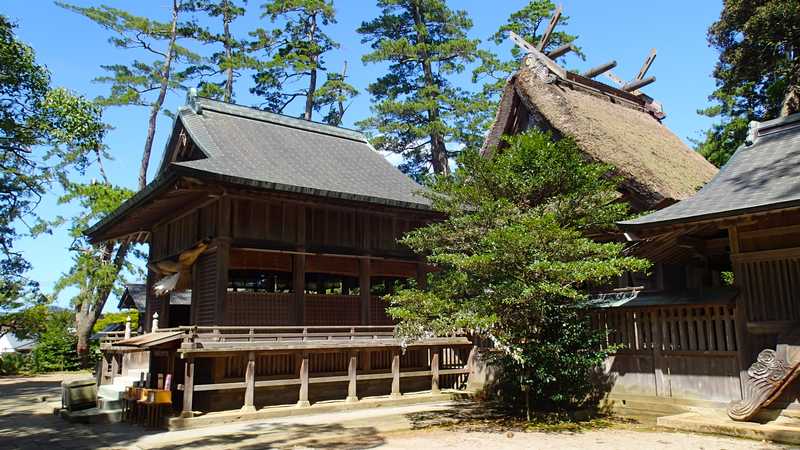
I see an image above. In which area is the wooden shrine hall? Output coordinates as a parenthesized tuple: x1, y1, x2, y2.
(87, 94, 474, 422)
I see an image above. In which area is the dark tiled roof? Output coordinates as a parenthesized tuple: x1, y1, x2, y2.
(119, 283, 147, 311)
(175, 97, 430, 210)
(620, 113, 800, 228)
(119, 283, 191, 312)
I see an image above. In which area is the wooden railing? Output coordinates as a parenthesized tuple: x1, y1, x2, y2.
(174, 326, 474, 417)
(98, 330, 141, 346)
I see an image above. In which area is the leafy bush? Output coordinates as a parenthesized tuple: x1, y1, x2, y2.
(0, 352, 31, 375)
(30, 310, 80, 372)
(389, 130, 648, 414)
(93, 310, 138, 333)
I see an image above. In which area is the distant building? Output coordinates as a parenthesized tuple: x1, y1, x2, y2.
(0, 333, 35, 354)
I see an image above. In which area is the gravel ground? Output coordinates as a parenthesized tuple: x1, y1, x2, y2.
(0, 373, 788, 449)
(372, 427, 784, 450)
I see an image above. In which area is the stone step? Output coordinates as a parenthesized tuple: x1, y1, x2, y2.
(58, 406, 123, 424)
(98, 397, 122, 411)
(98, 383, 128, 401)
(658, 411, 800, 445)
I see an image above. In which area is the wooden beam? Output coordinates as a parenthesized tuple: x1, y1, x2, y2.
(545, 43, 574, 59)
(537, 4, 562, 51)
(508, 31, 566, 79)
(623, 76, 655, 92)
(582, 60, 617, 78)
(636, 48, 657, 80)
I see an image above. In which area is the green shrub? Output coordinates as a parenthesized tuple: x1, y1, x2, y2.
(93, 310, 138, 334)
(30, 311, 80, 373)
(0, 352, 31, 375)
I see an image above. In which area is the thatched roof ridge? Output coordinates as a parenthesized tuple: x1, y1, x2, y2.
(482, 66, 718, 209)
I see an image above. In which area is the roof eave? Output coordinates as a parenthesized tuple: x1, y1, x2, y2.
(175, 164, 432, 212)
(84, 171, 180, 242)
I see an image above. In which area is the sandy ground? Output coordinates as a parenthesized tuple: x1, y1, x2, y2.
(0, 372, 788, 449)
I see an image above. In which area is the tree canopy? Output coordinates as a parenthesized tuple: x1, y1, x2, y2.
(0, 14, 106, 338)
(695, 0, 800, 167)
(357, 0, 486, 177)
(387, 130, 648, 411)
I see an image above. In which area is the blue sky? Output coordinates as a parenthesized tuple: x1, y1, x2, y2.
(3, 0, 723, 311)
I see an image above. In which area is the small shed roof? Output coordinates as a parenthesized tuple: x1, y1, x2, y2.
(621, 113, 800, 229)
(119, 283, 191, 312)
(482, 66, 718, 209)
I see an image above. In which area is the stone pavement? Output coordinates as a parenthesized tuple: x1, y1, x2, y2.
(0, 373, 789, 449)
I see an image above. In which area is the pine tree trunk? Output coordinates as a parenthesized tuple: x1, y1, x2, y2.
(304, 13, 318, 121)
(138, 0, 179, 190)
(223, 2, 234, 103)
(781, 84, 799, 117)
(411, 2, 449, 175)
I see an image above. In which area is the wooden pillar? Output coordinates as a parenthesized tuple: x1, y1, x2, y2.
(729, 225, 751, 398)
(346, 351, 358, 403)
(242, 351, 256, 411)
(297, 352, 310, 407)
(182, 358, 195, 418)
(651, 310, 666, 397)
(390, 349, 401, 398)
(293, 254, 306, 325)
(360, 258, 371, 325)
(215, 196, 232, 326)
(465, 344, 478, 390)
(430, 347, 440, 394)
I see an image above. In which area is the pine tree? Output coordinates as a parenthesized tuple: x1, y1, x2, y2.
(357, 0, 483, 176)
(695, 0, 799, 167)
(58, 1, 200, 189)
(251, 0, 356, 122)
(57, 1, 199, 360)
(191, 0, 257, 102)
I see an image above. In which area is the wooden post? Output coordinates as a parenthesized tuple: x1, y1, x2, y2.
(124, 316, 131, 339)
(294, 254, 306, 325)
(466, 344, 478, 390)
(416, 261, 427, 290)
(346, 351, 358, 403)
(297, 352, 310, 407)
(651, 310, 666, 397)
(215, 196, 232, 326)
(181, 358, 195, 418)
(729, 225, 751, 398)
(391, 349, 401, 398)
(110, 353, 119, 383)
(242, 351, 256, 411)
(431, 347, 440, 394)
(359, 258, 371, 325)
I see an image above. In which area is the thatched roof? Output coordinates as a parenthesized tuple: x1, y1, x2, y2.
(481, 64, 718, 210)
(621, 113, 800, 229)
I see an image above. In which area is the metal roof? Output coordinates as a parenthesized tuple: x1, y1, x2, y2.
(588, 287, 738, 308)
(174, 97, 430, 210)
(620, 113, 800, 229)
(119, 283, 191, 312)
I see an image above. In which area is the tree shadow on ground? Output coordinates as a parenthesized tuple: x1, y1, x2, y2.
(151, 422, 385, 450)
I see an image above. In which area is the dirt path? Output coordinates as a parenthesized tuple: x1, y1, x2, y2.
(0, 373, 787, 449)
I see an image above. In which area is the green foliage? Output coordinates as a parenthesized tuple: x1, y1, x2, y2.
(357, 0, 485, 176)
(30, 310, 80, 373)
(58, 2, 201, 109)
(0, 14, 105, 332)
(388, 130, 649, 412)
(695, 0, 800, 167)
(191, 0, 259, 102)
(474, 1, 582, 100)
(251, 0, 357, 122)
(93, 310, 139, 334)
(0, 352, 31, 376)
